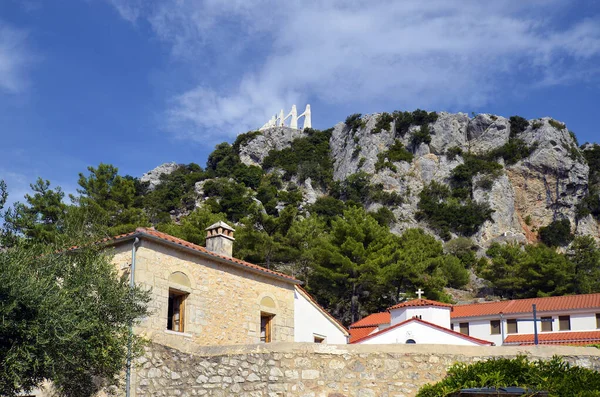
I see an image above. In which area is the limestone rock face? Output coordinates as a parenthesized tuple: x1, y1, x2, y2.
(144, 110, 597, 248)
(467, 114, 510, 155)
(141, 162, 180, 190)
(239, 127, 306, 167)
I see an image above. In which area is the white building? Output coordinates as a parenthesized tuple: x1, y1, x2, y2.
(350, 293, 600, 346)
(351, 298, 492, 346)
(294, 286, 349, 344)
(451, 294, 600, 346)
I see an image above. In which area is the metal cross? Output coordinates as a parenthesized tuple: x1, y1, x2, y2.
(416, 288, 424, 299)
(516, 304, 552, 345)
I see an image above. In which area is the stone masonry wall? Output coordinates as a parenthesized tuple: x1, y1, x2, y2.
(110, 239, 296, 347)
(133, 341, 600, 397)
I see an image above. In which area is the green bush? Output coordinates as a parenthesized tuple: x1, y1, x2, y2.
(532, 120, 543, 130)
(489, 138, 537, 165)
(509, 115, 529, 138)
(262, 128, 334, 189)
(392, 109, 437, 136)
(450, 155, 503, 199)
(549, 119, 566, 130)
(417, 181, 494, 240)
(331, 172, 404, 206)
(369, 206, 396, 227)
(375, 140, 413, 172)
(232, 130, 262, 153)
(411, 124, 432, 148)
(539, 219, 574, 247)
(446, 146, 463, 161)
(372, 112, 394, 134)
(345, 113, 364, 132)
(417, 356, 600, 397)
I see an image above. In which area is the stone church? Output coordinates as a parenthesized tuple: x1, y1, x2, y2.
(107, 222, 348, 349)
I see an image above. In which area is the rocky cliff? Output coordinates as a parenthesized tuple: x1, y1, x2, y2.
(234, 112, 598, 247)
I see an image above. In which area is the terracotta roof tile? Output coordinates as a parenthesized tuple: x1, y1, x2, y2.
(388, 298, 452, 311)
(504, 330, 600, 346)
(107, 227, 299, 283)
(351, 317, 493, 345)
(349, 326, 378, 343)
(350, 312, 391, 328)
(452, 294, 600, 319)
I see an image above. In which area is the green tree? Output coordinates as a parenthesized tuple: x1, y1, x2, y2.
(569, 236, 600, 294)
(480, 242, 575, 298)
(3, 178, 67, 244)
(539, 219, 574, 247)
(74, 164, 149, 234)
(157, 205, 227, 246)
(0, 223, 150, 397)
(308, 207, 393, 324)
(0, 179, 7, 211)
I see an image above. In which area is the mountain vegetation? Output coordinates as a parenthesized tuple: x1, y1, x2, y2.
(2, 109, 600, 330)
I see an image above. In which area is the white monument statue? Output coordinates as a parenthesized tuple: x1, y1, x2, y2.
(259, 104, 311, 131)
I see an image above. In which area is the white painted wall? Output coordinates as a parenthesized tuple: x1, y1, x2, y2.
(391, 306, 451, 328)
(294, 290, 348, 344)
(357, 320, 486, 346)
(452, 311, 600, 345)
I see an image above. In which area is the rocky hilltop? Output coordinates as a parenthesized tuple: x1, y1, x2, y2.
(236, 112, 598, 246)
(146, 111, 599, 248)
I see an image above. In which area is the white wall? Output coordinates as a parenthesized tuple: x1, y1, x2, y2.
(358, 321, 485, 346)
(294, 290, 348, 344)
(391, 306, 451, 328)
(453, 311, 600, 345)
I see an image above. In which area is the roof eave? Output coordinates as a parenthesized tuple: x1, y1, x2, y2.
(105, 231, 301, 285)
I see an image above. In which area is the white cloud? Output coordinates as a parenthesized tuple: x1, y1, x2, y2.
(0, 22, 33, 93)
(108, 0, 600, 141)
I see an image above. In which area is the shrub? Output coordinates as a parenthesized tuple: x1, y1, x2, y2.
(372, 112, 394, 134)
(509, 115, 529, 138)
(357, 157, 366, 168)
(262, 128, 334, 189)
(416, 181, 494, 240)
(369, 206, 396, 227)
(375, 140, 413, 172)
(411, 124, 432, 148)
(345, 113, 364, 132)
(450, 155, 503, 199)
(549, 119, 566, 130)
(539, 218, 574, 247)
(417, 356, 600, 397)
(570, 130, 579, 146)
(446, 146, 463, 161)
(489, 138, 537, 165)
(392, 109, 437, 136)
(232, 130, 262, 153)
(332, 172, 404, 206)
(531, 120, 543, 130)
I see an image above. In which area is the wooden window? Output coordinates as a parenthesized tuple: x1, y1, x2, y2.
(459, 322, 469, 336)
(313, 335, 325, 343)
(260, 313, 274, 343)
(490, 320, 501, 335)
(167, 289, 187, 333)
(596, 313, 600, 329)
(541, 316, 553, 332)
(507, 319, 518, 334)
(559, 315, 571, 331)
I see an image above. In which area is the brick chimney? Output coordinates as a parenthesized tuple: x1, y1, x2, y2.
(205, 221, 235, 257)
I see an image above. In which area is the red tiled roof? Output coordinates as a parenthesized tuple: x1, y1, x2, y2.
(349, 326, 378, 343)
(504, 330, 600, 346)
(452, 293, 600, 319)
(351, 317, 493, 346)
(295, 286, 349, 336)
(350, 312, 391, 328)
(107, 227, 299, 283)
(388, 298, 452, 311)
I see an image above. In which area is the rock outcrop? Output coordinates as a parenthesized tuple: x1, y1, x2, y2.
(239, 127, 306, 167)
(141, 162, 180, 190)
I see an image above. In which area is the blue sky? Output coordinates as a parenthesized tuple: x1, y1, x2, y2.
(1, 0, 599, 205)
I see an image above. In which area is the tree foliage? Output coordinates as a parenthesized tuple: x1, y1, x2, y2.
(0, 219, 150, 397)
(539, 219, 574, 247)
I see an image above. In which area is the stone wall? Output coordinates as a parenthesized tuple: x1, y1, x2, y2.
(133, 341, 600, 397)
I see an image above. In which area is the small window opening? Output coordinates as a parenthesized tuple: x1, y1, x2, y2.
(459, 322, 469, 336)
(167, 289, 187, 332)
(313, 335, 325, 343)
(507, 319, 518, 334)
(559, 315, 571, 331)
(541, 316, 553, 332)
(405, 339, 416, 344)
(490, 320, 501, 335)
(260, 313, 274, 343)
